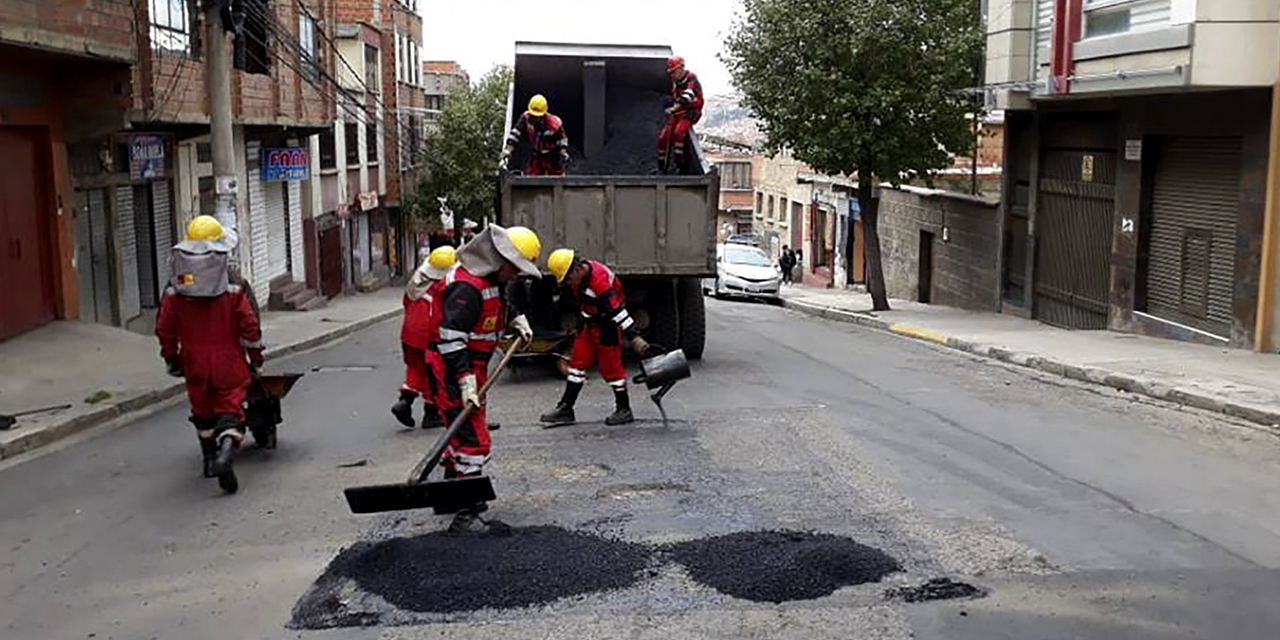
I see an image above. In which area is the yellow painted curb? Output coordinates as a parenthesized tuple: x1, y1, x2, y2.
(889, 323, 949, 345)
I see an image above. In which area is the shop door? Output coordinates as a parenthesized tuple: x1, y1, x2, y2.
(0, 127, 55, 340)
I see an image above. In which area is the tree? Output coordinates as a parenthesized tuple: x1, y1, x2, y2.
(723, 0, 983, 310)
(409, 66, 513, 230)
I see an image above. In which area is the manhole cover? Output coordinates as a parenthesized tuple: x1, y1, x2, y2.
(667, 531, 900, 603)
(290, 526, 648, 628)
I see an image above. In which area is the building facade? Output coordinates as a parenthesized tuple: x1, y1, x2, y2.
(986, 0, 1279, 350)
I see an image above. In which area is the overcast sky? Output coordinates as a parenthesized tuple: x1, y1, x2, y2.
(420, 0, 744, 95)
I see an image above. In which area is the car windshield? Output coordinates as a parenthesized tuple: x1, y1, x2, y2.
(724, 246, 773, 267)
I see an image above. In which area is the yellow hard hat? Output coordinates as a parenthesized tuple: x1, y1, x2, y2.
(187, 215, 224, 242)
(527, 94, 549, 117)
(428, 245, 457, 270)
(505, 225, 542, 262)
(547, 248, 576, 283)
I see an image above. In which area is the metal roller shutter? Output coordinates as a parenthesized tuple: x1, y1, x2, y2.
(1144, 137, 1241, 337)
(152, 181, 174, 292)
(114, 186, 141, 324)
(266, 181, 288, 282)
(288, 179, 304, 276)
(247, 141, 270, 305)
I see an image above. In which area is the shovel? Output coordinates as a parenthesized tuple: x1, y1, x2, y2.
(343, 338, 525, 515)
(0, 404, 73, 431)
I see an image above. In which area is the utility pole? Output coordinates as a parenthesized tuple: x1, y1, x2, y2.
(1255, 9, 1280, 352)
(204, 0, 240, 254)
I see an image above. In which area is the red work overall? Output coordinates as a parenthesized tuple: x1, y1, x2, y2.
(400, 280, 445, 421)
(658, 70, 704, 169)
(431, 266, 504, 476)
(156, 283, 262, 428)
(512, 112, 568, 176)
(566, 261, 631, 392)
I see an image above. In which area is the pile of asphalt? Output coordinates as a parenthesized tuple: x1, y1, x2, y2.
(885, 578, 985, 603)
(570, 88, 671, 176)
(290, 525, 648, 627)
(667, 531, 901, 603)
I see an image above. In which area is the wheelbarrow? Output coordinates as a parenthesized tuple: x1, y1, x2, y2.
(632, 347, 692, 424)
(498, 331, 574, 376)
(244, 373, 305, 449)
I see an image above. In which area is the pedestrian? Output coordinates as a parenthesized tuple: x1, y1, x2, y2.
(658, 56, 704, 175)
(430, 224, 541, 532)
(501, 94, 570, 176)
(156, 215, 263, 494)
(779, 246, 794, 284)
(540, 249, 651, 428)
(793, 249, 804, 283)
(392, 245, 457, 430)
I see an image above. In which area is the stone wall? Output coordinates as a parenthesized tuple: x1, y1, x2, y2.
(878, 186, 1001, 312)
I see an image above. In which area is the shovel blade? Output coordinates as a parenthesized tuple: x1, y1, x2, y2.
(343, 476, 496, 515)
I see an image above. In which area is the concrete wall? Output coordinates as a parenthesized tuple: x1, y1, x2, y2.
(879, 187, 1002, 312)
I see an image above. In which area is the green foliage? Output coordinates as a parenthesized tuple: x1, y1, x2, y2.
(409, 66, 513, 227)
(723, 0, 983, 182)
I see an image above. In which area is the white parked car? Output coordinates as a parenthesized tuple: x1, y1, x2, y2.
(704, 243, 783, 301)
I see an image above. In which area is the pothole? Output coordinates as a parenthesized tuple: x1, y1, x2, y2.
(550, 463, 613, 481)
(666, 531, 901, 603)
(885, 578, 986, 603)
(594, 482, 690, 500)
(289, 526, 648, 628)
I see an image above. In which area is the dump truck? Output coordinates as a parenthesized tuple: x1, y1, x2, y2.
(498, 42, 718, 361)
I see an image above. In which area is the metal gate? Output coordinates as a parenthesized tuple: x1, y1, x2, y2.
(319, 224, 343, 298)
(1034, 143, 1116, 329)
(1142, 137, 1242, 337)
(73, 189, 115, 326)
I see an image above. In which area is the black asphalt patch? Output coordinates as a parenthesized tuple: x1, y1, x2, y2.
(885, 577, 986, 603)
(289, 526, 648, 628)
(667, 531, 901, 603)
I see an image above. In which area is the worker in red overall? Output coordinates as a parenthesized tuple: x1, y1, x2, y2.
(157, 215, 263, 494)
(540, 249, 651, 427)
(393, 245, 457, 429)
(501, 94, 570, 176)
(657, 56, 704, 175)
(431, 224, 541, 532)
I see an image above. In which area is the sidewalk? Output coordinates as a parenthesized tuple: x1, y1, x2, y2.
(781, 286, 1280, 429)
(0, 289, 402, 460)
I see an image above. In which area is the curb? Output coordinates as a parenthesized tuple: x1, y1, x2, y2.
(782, 298, 1280, 430)
(0, 306, 402, 461)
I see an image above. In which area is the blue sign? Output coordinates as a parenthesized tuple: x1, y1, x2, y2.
(261, 147, 310, 181)
(129, 135, 166, 180)
(848, 198, 861, 222)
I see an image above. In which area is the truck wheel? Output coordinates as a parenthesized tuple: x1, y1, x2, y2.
(648, 281, 681, 354)
(677, 278, 706, 360)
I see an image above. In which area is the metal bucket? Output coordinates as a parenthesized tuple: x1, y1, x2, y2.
(638, 349, 691, 390)
(635, 349, 691, 424)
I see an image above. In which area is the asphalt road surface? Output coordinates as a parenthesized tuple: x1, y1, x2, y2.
(4, 298, 1280, 639)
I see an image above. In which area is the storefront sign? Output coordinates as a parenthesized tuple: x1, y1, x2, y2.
(1124, 139, 1143, 161)
(358, 191, 379, 211)
(129, 135, 166, 180)
(261, 147, 310, 181)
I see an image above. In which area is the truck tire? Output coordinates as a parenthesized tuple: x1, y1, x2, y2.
(677, 277, 706, 360)
(648, 280, 681, 354)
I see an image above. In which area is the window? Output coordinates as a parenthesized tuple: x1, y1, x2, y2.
(407, 115, 421, 164)
(1086, 7, 1131, 37)
(768, 195, 775, 219)
(198, 176, 216, 217)
(319, 128, 337, 169)
(755, 192, 763, 215)
(395, 35, 404, 84)
(236, 0, 271, 75)
(365, 45, 380, 93)
(196, 142, 212, 164)
(366, 114, 378, 164)
(1082, 0, 1167, 39)
(345, 122, 359, 165)
(718, 162, 752, 190)
(425, 94, 444, 111)
(298, 14, 320, 82)
(150, 0, 192, 54)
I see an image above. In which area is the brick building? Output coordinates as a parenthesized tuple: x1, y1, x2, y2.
(422, 60, 468, 130)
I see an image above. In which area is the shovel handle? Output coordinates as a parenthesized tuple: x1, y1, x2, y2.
(406, 337, 525, 484)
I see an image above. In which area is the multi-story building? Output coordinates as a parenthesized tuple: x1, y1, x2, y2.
(986, 0, 1279, 350)
(0, 0, 336, 340)
(422, 60, 469, 130)
(752, 150, 858, 288)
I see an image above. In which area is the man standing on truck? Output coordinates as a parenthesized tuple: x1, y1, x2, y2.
(540, 248, 651, 428)
(658, 56, 704, 175)
(432, 224, 541, 532)
(501, 94, 570, 176)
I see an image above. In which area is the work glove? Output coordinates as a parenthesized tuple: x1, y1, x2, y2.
(509, 314, 533, 342)
(248, 350, 264, 378)
(629, 335, 651, 356)
(459, 374, 481, 408)
(165, 357, 184, 378)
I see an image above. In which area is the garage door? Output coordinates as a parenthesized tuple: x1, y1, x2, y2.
(1143, 137, 1242, 338)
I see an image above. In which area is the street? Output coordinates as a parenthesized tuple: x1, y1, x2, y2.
(4, 298, 1280, 640)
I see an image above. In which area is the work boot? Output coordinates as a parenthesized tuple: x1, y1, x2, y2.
(605, 387, 634, 426)
(419, 408, 443, 429)
(391, 391, 416, 427)
(541, 381, 582, 426)
(448, 503, 491, 534)
(213, 435, 238, 494)
(199, 438, 218, 478)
